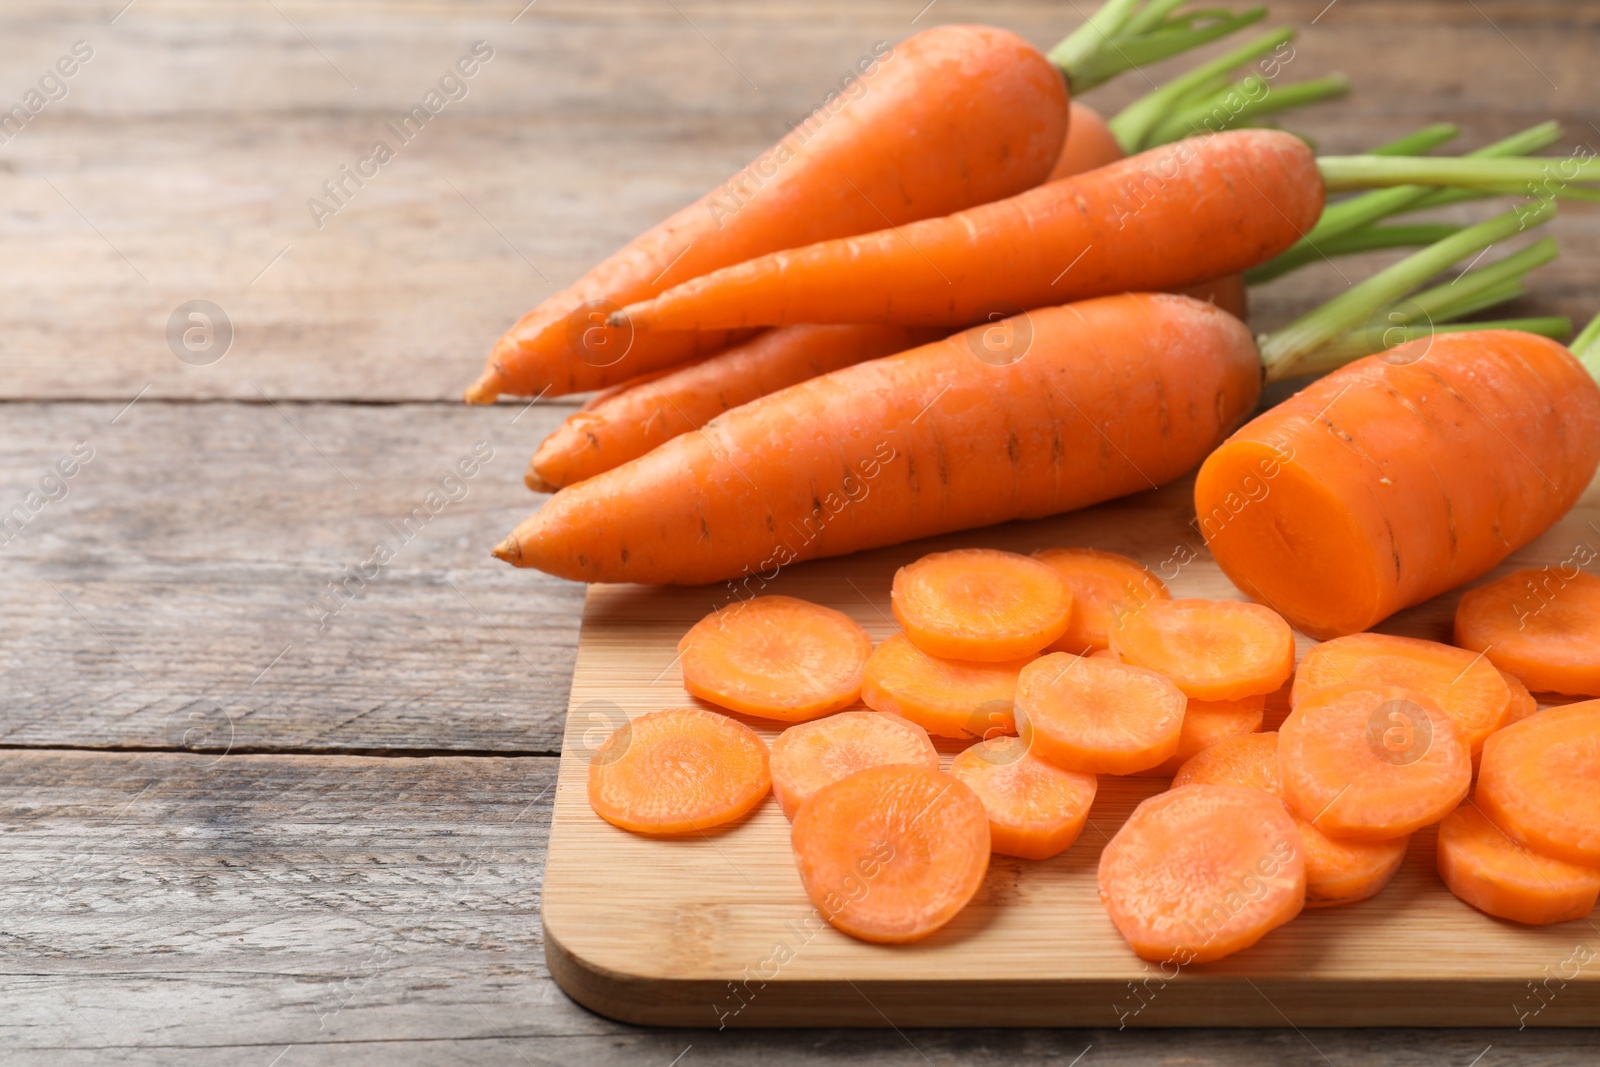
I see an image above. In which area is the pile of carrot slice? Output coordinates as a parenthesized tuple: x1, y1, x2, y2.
(585, 546, 1600, 955)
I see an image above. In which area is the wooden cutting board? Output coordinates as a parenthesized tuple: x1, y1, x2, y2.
(542, 474, 1600, 1028)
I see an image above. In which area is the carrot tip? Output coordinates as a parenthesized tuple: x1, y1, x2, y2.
(491, 536, 522, 565)
(525, 467, 556, 493)
(463, 378, 500, 405)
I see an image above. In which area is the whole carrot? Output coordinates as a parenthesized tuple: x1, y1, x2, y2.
(463, 25, 1068, 402)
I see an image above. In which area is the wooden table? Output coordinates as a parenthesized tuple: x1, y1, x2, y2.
(3, 0, 1597, 1062)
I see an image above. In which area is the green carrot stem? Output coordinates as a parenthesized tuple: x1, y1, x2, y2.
(1107, 27, 1293, 152)
(1258, 201, 1556, 376)
(1048, 0, 1142, 79)
(1369, 123, 1459, 157)
(1290, 317, 1573, 376)
(1418, 280, 1529, 325)
(1570, 312, 1600, 374)
(1243, 222, 1463, 285)
(1067, 9, 1269, 93)
(1317, 154, 1600, 193)
(1146, 73, 1348, 146)
(1119, 0, 1197, 36)
(1398, 238, 1560, 322)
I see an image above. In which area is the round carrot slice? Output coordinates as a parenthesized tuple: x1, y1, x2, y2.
(1456, 569, 1600, 696)
(1278, 684, 1471, 841)
(949, 735, 1098, 860)
(859, 632, 1029, 739)
(1015, 652, 1186, 775)
(1145, 694, 1265, 777)
(679, 595, 872, 721)
(1098, 784, 1305, 964)
(1292, 632, 1512, 754)
(769, 711, 938, 819)
(790, 764, 990, 943)
(1033, 547, 1169, 654)
(1173, 731, 1282, 794)
(890, 548, 1071, 662)
(1109, 598, 1294, 701)
(1437, 801, 1600, 925)
(1475, 699, 1600, 866)
(1500, 668, 1538, 724)
(587, 707, 771, 835)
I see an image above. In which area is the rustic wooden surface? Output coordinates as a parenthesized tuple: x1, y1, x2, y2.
(3, 0, 1598, 1061)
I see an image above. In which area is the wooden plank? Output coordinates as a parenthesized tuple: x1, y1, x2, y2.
(544, 474, 1600, 1028)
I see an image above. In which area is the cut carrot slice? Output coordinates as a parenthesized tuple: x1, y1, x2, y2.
(1090, 647, 1121, 661)
(1475, 699, 1600, 866)
(1501, 669, 1538, 724)
(1015, 653, 1186, 774)
(1098, 784, 1305, 964)
(1279, 684, 1471, 841)
(1144, 695, 1265, 777)
(1174, 732, 1408, 907)
(1438, 801, 1600, 925)
(769, 711, 938, 819)
(1033, 547, 1169, 654)
(1293, 632, 1512, 755)
(1262, 677, 1294, 732)
(859, 632, 1029, 739)
(1110, 598, 1294, 701)
(1456, 570, 1600, 697)
(790, 764, 990, 943)
(588, 707, 771, 835)
(891, 548, 1071, 662)
(949, 735, 1098, 860)
(679, 595, 872, 722)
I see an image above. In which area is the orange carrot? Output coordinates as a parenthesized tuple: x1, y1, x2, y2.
(525, 324, 933, 492)
(859, 633, 1029, 740)
(1033, 547, 1169, 654)
(891, 548, 1071, 662)
(790, 764, 990, 943)
(1015, 652, 1186, 775)
(1145, 694, 1265, 777)
(1278, 684, 1471, 841)
(1174, 731, 1409, 907)
(950, 734, 1097, 860)
(1456, 569, 1600, 697)
(464, 25, 1067, 402)
(1438, 801, 1600, 925)
(1501, 669, 1538, 724)
(769, 711, 938, 819)
(1047, 100, 1124, 180)
(587, 707, 770, 835)
(611, 130, 1321, 332)
(1110, 598, 1294, 701)
(1292, 632, 1513, 755)
(1475, 699, 1600, 866)
(679, 596, 871, 722)
(496, 293, 1262, 584)
(1098, 784, 1305, 963)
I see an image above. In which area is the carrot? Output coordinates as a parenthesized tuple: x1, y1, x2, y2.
(1437, 801, 1600, 926)
(950, 734, 1098, 860)
(1015, 652, 1186, 775)
(891, 548, 1072, 662)
(525, 324, 934, 492)
(463, 24, 1068, 402)
(1456, 569, 1600, 697)
(587, 707, 770, 835)
(790, 764, 990, 943)
(1475, 700, 1600, 867)
(1109, 598, 1294, 701)
(610, 129, 1322, 333)
(496, 293, 1261, 584)
(1145, 694, 1265, 777)
(859, 633, 1029, 740)
(1048, 101, 1124, 180)
(1098, 784, 1305, 964)
(1174, 732, 1409, 907)
(1501, 669, 1538, 724)
(769, 711, 938, 820)
(1033, 547, 1169, 654)
(1292, 633, 1513, 756)
(679, 596, 871, 722)
(1278, 684, 1471, 841)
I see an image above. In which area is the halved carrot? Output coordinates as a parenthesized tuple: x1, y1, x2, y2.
(1501, 669, 1538, 724)
(1098, 784, 1305, 964)
(949, 735, 1097, 860)
(1278, 684, 1471, 841)
(769, 711, 938, 820)
(1438, 801, 1600, 925)
(1033, 547, 1169, 654)
(679, 596, 872, 722)
(1292, 632, 1512, 754)
(1145, 694, 1265, 777)
(858, 633, 1029, 740)
(891, 548, 1072, 662)
(1110, 598, 1294, 701)
(1175, 731, 1409, 907)
(1475, 699, 1600, 866)
(588, 707, 770, 835)
(1015, 652, 1185, 775)
(790, 764, 990, 943)
(1456, 569, 1600, 697)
